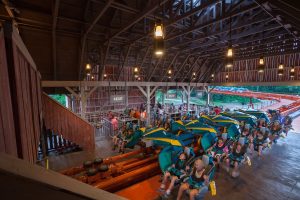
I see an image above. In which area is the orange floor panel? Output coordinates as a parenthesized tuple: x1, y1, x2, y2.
(115, 175, 161, 200)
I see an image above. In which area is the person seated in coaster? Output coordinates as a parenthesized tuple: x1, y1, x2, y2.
(282, 115, 293, 136)
(254, 128, 269, 157)
(118, 129, 134, 154)
(160, 152, 189, 196)
(225, 143, 248, 177)
(176, 158, 209, 200)
(269, 120, 283, 144)
(112, 124, 126, 151)
(164, 117, 172, 131)
(184, 146, 196, 160)
(257, 118, 267, 128)
(211, 137, 229, 171)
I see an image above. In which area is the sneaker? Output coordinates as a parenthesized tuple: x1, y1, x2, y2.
(163, 190, 171, 198)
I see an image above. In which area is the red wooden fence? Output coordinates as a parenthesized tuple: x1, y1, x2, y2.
(42, 94, 95, 151)
(0, 28, 18, 157)
(0, 23, 43, 163)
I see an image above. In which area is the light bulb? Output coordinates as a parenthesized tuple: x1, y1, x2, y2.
(154, 25, 163, 38)
(155, 50, 163, 55)
(227, 48, 233, 57)
(259, 57, 264, 65)
(86, 63, 91, 70)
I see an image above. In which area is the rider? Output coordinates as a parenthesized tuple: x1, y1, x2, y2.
(282, 115, 293, 136)
(254, 127, 269, 157)
(176, 158, 210, 200)
(225, 142, 248, 177)
(160, 152, 189, 197)
(269, 120, 283, 144)
(211, 137, 229, 171)
(112, 124, 126, 151)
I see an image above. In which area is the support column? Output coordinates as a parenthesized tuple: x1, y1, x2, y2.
(187, 85, 191, 111)
(207, 91, 210, 106)
(80, 86, 87, 119)
(181, 86, 191, 111)
(204, 86, 210, 113)
(146, 85, 151, 126)
(125, 86, 128, 107)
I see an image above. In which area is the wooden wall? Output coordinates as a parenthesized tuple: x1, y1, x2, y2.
(0, 22, 43, 163)
(0, 28, 18, 157)
(42, 94, 95, 152)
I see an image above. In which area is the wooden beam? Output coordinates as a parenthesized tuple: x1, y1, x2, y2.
(78, 0, 113, 80)
(160, 52, 179, 82)
(140, 47, 150, 68)
(98, 41, 110, 80)
(182, 55, 201, 82)
(173, 55, 191, 81)
(42, 81, 208, 88)
(148, 58, 163, 81)
(52, 0, 60, 80)
(117, 45, 132, 81)
(107, 0, 169, 41)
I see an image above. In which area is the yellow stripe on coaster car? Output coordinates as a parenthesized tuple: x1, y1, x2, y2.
(143, 127, 166, 136)
(176, 120, 184, 125)
(185, 120, 199, 126)
(213, 120, 239, 125)
(188, 127, 217, 133)
(144, 137, 182, 146)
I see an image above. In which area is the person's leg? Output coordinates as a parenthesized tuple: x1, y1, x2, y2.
(232, 161, 239, 177)
(166, 176, 178, 195)
(225, 158, 230, 172)
(177, 183, 189, 200)
(160, 172, 171, 190)
(189, 189, 199, 200)
(258, 145, 263, 157)
(216, 156, 221, 171)
(249, 143, 254, 155)
(195, 186, 209, 200)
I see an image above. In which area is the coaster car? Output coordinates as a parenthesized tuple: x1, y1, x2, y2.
(184, 120, 218, 136)
(238, 109, 270, 123)
(199, 115, 241, 141)
(221, 111, 257, 127)
(143, 126, 193, 148)
(124, 127, 146, 149)
(156, 131, 217, 173)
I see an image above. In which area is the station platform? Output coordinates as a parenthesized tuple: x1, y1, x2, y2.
(116, 129, 300, 200)
(48, 116, 300, 200)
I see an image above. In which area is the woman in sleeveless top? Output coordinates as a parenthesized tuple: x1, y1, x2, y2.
(177, 159, 209, 200)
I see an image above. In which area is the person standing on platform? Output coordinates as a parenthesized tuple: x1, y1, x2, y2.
(140, 109, 147, 127)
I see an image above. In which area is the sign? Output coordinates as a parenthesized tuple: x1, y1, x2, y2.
(166, 93, 177, 99)
(110, 95, 125, 104)
(195, 90, 204, 97)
